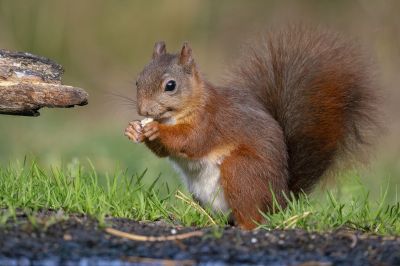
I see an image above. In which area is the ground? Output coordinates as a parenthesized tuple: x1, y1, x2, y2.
(0, 210, 399, 266)
(1, 164, 400, 265)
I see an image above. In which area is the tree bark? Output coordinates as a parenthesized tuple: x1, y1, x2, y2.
(0, 49, 88, 116)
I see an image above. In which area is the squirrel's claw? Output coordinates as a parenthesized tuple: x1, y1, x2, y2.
(143, 121, 160, 141)
(125, 121, 144, 143)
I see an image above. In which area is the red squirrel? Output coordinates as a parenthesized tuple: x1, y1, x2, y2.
(124, 25, 378, 229)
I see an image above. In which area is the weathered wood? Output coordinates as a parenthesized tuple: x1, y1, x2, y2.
(0, 49, 88, 116)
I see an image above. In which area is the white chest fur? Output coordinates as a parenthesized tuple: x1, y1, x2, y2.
(169, 155, 230, 213)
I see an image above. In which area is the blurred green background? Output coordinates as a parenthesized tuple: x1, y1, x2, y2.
(0, 0, 399, 198)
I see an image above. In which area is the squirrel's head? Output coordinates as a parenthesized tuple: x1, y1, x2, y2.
(136, 41, 201, 121)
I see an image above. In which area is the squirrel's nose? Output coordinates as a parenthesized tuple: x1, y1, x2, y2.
(138, 105, 148, 116)
(138, 101, 152, 116)
(138, 100, 158, 117)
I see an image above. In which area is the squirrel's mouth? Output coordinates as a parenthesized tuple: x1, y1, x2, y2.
(154, 108, 174, 121)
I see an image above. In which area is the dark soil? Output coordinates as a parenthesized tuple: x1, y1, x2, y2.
(0, 210, 399, 266)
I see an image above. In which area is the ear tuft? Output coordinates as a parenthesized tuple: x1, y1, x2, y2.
(179, 42, 193, 65)
(152, 41, 167, 59)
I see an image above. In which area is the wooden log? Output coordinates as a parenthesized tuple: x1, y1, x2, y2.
(0, 49, 88, 116)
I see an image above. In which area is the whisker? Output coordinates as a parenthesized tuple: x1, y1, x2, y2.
(119, 103, 138, 107)
(116, 99, 137, 105)
(103, 91, 137, 106)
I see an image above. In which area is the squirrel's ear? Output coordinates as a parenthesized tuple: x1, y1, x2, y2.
(152, 41, 167, 59)
(179, 42, 193, 66)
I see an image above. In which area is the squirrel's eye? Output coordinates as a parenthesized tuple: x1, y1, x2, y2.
(164, 80, 176, 92)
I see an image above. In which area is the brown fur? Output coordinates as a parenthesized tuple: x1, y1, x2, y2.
(220, 144, 288, 229)
(229, 25, 378, 195)
(134, 25, 379, 229)
(144, 139, 169, 157)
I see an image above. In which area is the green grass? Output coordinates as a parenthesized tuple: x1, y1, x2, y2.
(0, 160, 399, 235)
(0, 160, 227, 227)
(261, 186, 400, 235)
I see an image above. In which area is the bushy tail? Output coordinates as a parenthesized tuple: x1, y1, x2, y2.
(231, 25, 379, 194)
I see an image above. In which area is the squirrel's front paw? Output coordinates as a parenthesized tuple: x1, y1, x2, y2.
(143, 121, 160, 141)
(125, 121, 144, 143)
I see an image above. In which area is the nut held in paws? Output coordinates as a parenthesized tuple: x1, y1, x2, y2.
(140, 117, 154, 127)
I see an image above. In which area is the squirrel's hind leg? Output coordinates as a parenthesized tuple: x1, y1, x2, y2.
(220, 145, 289, 230)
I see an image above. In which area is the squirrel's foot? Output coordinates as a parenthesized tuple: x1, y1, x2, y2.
(125, 121, 144, 143)
(143, 121, 160, 141)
